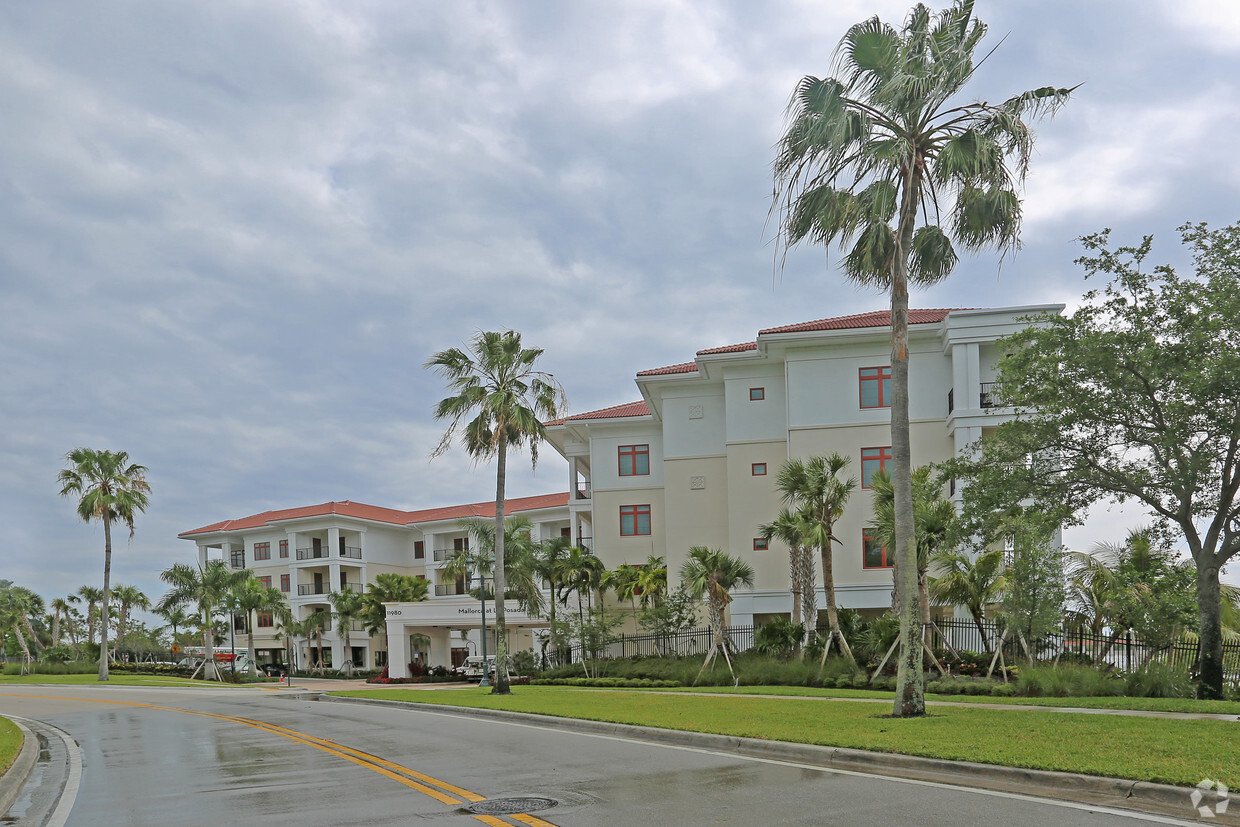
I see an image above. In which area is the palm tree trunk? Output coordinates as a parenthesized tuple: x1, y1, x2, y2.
(800, 548, 817, 643)
(491, 433, 511, 694)
(891, 168, 925, 717)
(12, 622, 32, 663)
(819, 545, 856, 666)
(99, 517, 113, 681)
(52, 608, 62, 647)
(789, 547, 802, 633)
(247, 621, 257, 677)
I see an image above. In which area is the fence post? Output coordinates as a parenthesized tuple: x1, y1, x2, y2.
(1125, 630, 1132, 672)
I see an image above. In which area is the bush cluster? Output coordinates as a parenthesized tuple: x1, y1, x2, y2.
(532, 677, 680, 688)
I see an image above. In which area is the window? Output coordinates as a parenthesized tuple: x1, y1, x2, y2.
(257, 612, 274, 628)
(279, 540, 288, 558)
(863, 529, 891, 569)
(280, 574, 290, 593)
(859, 366, 892, 409)
(618, 444, 650, 476)
(620, 505, 651, 536)
(414, 540, 424, 560)
(454, 537, 469, 551)
(259, 576, 271, 589)
(233, 614, 246, 632)
(560, 527, 571, 538)
(751, 463, 767, 476)
(753, 538, 769, 551)
(861, 446, 892, 488)
(230, 548, 245, 569)
(749, 387, 765, 401)
(253, 542, 270, 561)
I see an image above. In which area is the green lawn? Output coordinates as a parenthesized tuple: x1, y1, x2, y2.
(333, 686, 1240, 788)
(0, 717, 21, 775)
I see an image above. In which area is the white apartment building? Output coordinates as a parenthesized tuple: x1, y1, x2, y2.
(179, 493, 571, 675)
(544, 305, 1063, 629)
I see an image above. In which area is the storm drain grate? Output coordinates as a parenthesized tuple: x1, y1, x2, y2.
(467, 797, 559, 815)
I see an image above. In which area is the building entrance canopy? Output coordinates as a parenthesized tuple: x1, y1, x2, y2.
(383, 596, 550, 678)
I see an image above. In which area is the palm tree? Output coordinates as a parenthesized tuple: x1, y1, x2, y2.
(772, 0, 1072, 716)
(153, 603, 195, 650)
(680, 546, 755, 682)
(633, 555, 668, 609)
(110, 584, 150, 657)
(929, 548, 1007, 652)
(0, 585, 42, 664)
(328, 587, 366, 676)
(532, 536, 574, 665)
(458, 516, 546, 616)
(759, 506, 818, 651)
(869, 467, 956, 633)
(556, 546, 606, 627)
(361, 573, 429, 662)
(58, 448, 151, 680)
(776, 455, 857, 664)
(157, 561, 250, 681)
(302, 607, 334, 673)
(426, 329, 567, 695)
(49, 596, 76, 648)
(76, 585, 104, 646)
(228, 578, 289, 675)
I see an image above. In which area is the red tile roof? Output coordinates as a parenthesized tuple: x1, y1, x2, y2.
(549, 400, 651, 425)
(180, 492, 570, 537)
(759, 308, 960, 335)
(635, 361, 698, 377)
(697, 341, 758, 356)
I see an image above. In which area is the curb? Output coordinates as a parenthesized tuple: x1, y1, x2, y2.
(321, 694, 1233, 824)
(0, 719, 38, 818)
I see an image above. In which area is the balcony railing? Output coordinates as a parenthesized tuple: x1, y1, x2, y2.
(434, 583, 467, 597)
(339, 546, 362, 559)
(947, 388, 954, 414)
(296, 547, 329, 561)
(980, 382, 997, 408)
(575, 486, 592, 500)
(433, 548, 466, 562)
(297, 581, 364, 596)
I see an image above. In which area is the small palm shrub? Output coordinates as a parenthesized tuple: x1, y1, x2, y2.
(753, 618, 806, 659)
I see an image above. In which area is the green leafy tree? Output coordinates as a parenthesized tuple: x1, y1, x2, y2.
(772, 0, 1071, 716)
(950, 222, 1240, 699)
(110, 584, 150, 656)
(426, 329, 566, 695)
(58, 448, 151, 681)
(227, 578, 289, 675)
(928, 548, 1007, 653)
(680, 546, 755, 681)
(361, 573, 429, 661)
(157, 561, 249, 681)
(870, 467, 956, 631)
(775, 455, 856, 663)
(328, 587, 366, 676)
(1002, 522, 1066, 660)
(637, 585, 699, 656)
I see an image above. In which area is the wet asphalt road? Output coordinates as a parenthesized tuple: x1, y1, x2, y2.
(0, 683, 1204, 826)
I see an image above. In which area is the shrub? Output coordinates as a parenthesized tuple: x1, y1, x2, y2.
(990, 683, 1017, 697)
(753, 618, 806, 659)
(1015, 664, 1123, 697)
(1124, 661, 1192, 699)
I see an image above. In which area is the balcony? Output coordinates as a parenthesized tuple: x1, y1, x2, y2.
(433, 548, 465, 562)
(297, 581, 364, 596)
(296, 547, 329, 561)
(339, 546, 361, 559)
(979, 382, 997, 409)
(434, 583, 467, 597)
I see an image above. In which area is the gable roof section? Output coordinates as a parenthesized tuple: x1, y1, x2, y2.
(759, 308, 959, 335)
(548, 400, 651, 424)
(635, 361, 698, 377)
(180, 492, 570, 537)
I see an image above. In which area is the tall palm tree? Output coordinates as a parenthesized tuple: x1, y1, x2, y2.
(110, 584, 150, 657)
(532, 536, 574, 665)
(228, 578, 289, 675)
(153, 603, 195, 650)
(157, 561, 250, 681)
(361, 573, 429, 661)
(75, 585, 104, 646)
(929, 548, 1007, 652)
(870, 467, 956, 632)
(49, 596, 76, 648)
(556, 546, 606, 626)
(426, 329, 566, 694)
(680, 546, 755, 682)
(776, 455, 857, 664)
(772, 0, 1072, 716)
(58, 448, 151, 680)
(759, 506, 818, 650)
(328, 587, 366, 676)
(302, 607, 334, 673)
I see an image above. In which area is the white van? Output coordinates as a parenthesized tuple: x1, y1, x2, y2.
(454, 655, 515, 682)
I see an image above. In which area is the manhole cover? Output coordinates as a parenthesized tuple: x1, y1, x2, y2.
(467, 797, 559, 815)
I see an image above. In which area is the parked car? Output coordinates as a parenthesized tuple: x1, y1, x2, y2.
(453, 655, 515, 682)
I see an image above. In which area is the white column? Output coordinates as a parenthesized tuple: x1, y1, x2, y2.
(387, 618, 410, 678)
(198, 544, 209, 567)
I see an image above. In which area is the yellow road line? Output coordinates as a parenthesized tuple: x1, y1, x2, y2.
(0, 692, 559, 826)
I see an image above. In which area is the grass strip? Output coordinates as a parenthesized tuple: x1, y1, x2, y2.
(651, 684, 1240, 714)
(334, 686, 1240, 788)
(0, 674, 245, 687)
(0, 717, 21, 775)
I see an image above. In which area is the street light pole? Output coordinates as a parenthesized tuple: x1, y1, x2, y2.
(474, 574, 492, 689)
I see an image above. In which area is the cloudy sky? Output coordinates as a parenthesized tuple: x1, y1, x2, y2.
(3, 0, 1239, 613)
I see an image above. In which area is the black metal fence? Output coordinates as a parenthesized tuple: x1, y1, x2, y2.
(568, 625, 755, 662)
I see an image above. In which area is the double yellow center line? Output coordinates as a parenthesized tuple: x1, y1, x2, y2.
(0, 693, 557, 826)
